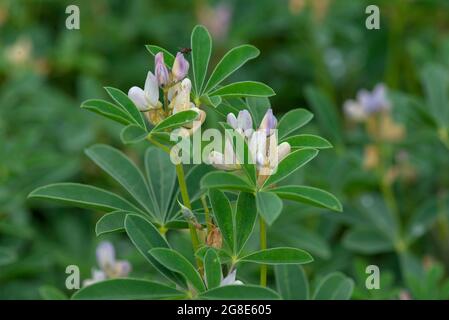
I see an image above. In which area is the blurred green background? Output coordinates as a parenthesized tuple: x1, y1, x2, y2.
(2, 0, 449, 299)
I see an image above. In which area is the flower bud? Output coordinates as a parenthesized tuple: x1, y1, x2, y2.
(227, 113, 238, 129)
(357, 83, 390, 114)
(277, 142, 291, 162)
(128, 86, 147, 111)
(96, 241, 115, 270)
(154, 52, 170, 86)
(172, 52, 189, 82)
(259, 109, 277, 136)
(237, 110, 253, 137)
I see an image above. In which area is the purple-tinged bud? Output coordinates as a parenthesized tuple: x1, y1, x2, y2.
(237, 110, 253, 132)
(96, 241, 115, 270)
(259, 109, 277, 136)
(172, 52, 189, 82)
(357, 83, 390, 114)
(154, 52, 170, 86)
(227, 113, 238, 129)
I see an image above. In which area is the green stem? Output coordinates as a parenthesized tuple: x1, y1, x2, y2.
(163, 89, 169, 116)
(147, 135, 170, 153)
(259, 216, 267, 287)
(438, 127, 449, 151)
(175, 163, 203, 271)
(147, 135, 203, 271)
(201, 195, 212, 235)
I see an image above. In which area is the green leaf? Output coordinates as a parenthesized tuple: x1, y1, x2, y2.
(208, 189, 234, 252)
(0, 247, 17, 266)
(283, 134, 332, 149)
(421, 64, 449, 127)
(184, 164, 215, 203)
(278, 225, 330, 260)
(120, 124, 148, 144)
(304, 86, 343, 146)
(28, 183, 143, 214)
(200, 171, 255, 193)
(262, 149, 319, 188)
(149, 248, 205, 292)
(191, 25, 212, 95)
(406, 199, 440, 242)
(204, 249, 222, 290)
(275, 265, 309, 300)
(81, 99, 133, 125)
(270, 185, 342, 212)
(235, 192, 257, 254)
(246, 97, 271, 126)
(145, 45, 175, 67)
(343, 228, 394, 254)
(204, 45, 260, 93)
(39, 286, 68, 300)
(209, 81, 275, 98)
(277, 109, 314, 139)
(199, 285, 280, 300)
(355, 195, 399, 242)
(145, 147, 177, 220)
(150, 132, 177, 147)
(256, 191, 283, 225)
(221, 122, 257, 185)
(200, 95, 222, 108)
(313, 273, 354, 300)
(239, 247, 313, 265)
(124, 214, 186, 287)
(95, 211, 128, 236)
(104, 87, 146, 128)
(85, 144, 158, 219)
(152, 110, 199, 132)
(196, 246, 232, 264)
(72, 279, 184, 300)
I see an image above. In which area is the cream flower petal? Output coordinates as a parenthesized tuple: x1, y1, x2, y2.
(128, 86, 147, 111)
(144, 71, 159, 107)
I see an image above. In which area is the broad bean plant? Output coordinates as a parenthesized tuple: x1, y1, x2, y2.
(29, 26, 343, 300)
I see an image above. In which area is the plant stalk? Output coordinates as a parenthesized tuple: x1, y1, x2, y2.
(175, 163, 203, 271)
(201, 195, 212, 235)
(259, 216, 267, 287)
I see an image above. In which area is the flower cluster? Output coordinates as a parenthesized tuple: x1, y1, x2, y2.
(127, 52, 205, 134)
(344, 83, 404, 141)
(343, 84, 391, 122)
(83, 241, 131, 287)
(209, 109, 291, 179)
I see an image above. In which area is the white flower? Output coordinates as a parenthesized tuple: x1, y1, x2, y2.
(83, 241, 131, 287)
(128, 71, 162, 111)
(170, 78, 194, 114)
(220, 269, 243, 286)
(209, 108, 291, 175)
(208, 137, 240, 170)
(249, 129, 290, 175)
